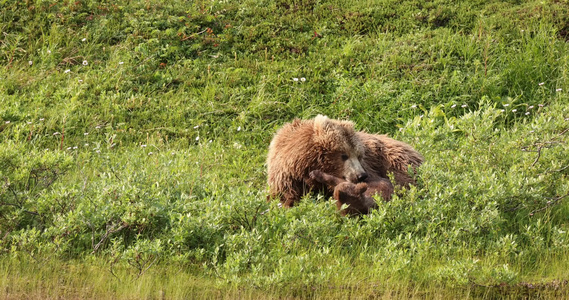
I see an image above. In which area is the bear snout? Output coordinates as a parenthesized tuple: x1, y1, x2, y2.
(357, 172, 368, 182)
(344, 156, 367, 183)
(345, 171, 368, 183)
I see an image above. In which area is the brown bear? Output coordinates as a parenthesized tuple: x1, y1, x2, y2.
(309, 170, 393, 216)
(266, 115, 423, 207)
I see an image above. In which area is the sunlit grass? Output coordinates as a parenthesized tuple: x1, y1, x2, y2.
(3, 255, 568, 299)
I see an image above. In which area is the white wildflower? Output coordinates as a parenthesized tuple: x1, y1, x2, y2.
(64, 69, 71, 73)
(528, 106, 534, 109)
(525, 112, 530, 115)
(556, 88, 562, 92)
(82, 38, 87, 42)
(119, 61, 124, 65)
(503, 104, 510, 107)
(300, 77, 306, 82)
(28, 61, 33, 66)
(451, 104, 456, 108)
(141, 144, 147, 148)
(53, 132, 60, 135)
(512, 109, 517, 112)
(82, 60, 88, 66)
(539, 82, 545, 86)
(293, 78, 299, 82)
(237, 126, 241, 131)
(461, 104, 468, 108)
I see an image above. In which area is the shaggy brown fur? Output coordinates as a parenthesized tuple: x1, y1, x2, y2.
(310, 170, 393, 216)
(266, 115, 423, 207)
(357, 132, 424, 187)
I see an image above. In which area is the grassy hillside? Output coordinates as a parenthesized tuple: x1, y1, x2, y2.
(1, 0, 569, 298)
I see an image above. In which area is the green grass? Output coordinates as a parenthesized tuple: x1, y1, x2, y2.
(1, 0, 569, 298)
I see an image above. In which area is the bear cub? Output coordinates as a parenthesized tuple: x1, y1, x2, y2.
(309, 170, 393, 216)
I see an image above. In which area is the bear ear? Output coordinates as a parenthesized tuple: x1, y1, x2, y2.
(313, 115, 356, 145)
(313, 115, 330, 136)
(314, 114, 355, 134)
(337, 119, 355, 133)
(355, 182, 368, 195)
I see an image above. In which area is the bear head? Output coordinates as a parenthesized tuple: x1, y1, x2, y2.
(311, 115, 368, 184)
(266, 115, 369, 206)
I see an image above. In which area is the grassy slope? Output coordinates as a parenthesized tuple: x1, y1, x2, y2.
(1, 0, 569, 298)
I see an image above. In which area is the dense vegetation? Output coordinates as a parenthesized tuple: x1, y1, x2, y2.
(1, 0, 569, 298)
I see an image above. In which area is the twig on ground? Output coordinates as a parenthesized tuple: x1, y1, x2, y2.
(529, 192, 569, 216)
(531, 145, 542, 167)
(92, 222, 127, 254)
